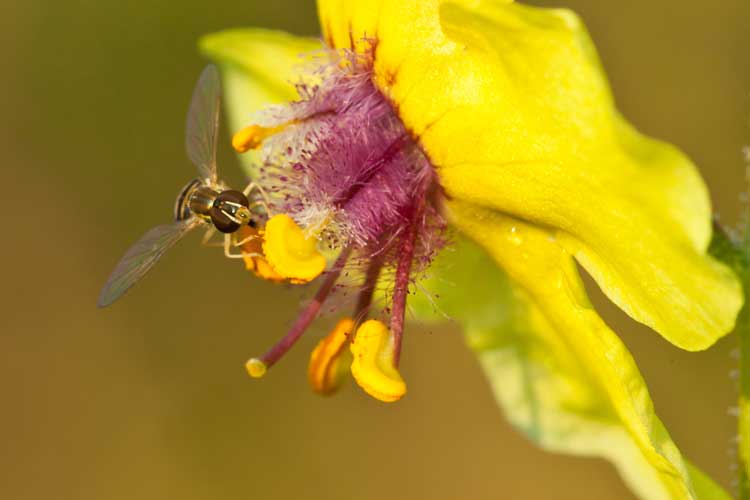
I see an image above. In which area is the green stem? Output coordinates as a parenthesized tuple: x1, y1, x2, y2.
(737, 240, 750, 500)
(737, 160, 750, 500)
(739, 298, 749, 500)
(711, 215, 749, 499)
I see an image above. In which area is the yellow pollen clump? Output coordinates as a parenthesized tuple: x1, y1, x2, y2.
(308, 318, 354, 395)
(232, 124, 283, 153)
(237, 226, 286, 283)
(350, 320, 407, 403)
(245, 358, 267, 378)
(262, 214, 326, 283)
(246, 256, 286, 282)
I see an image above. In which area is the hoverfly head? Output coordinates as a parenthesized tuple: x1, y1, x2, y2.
(211, 190, 252, 233)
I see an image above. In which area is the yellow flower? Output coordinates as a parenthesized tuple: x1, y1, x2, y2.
(201, 1, 742, 499)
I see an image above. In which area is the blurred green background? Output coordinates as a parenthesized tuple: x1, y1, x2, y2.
(1, 1, 748, 499)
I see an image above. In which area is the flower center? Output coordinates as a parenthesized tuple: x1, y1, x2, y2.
(233, 48, 446, 402)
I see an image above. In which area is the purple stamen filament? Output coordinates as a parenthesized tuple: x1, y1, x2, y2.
(389, 205, 421, 368)
(247, 50, 449, 381)
(335, 133, 409, 207)
(258, 247, 352, 369)
(353, 252, 385, 324)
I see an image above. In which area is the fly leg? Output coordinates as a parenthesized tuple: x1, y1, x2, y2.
(223, 232, 263, 259)
(200, 227, 224, 248)
(233, 231, 262, 247)
(242, 181, 273, 217)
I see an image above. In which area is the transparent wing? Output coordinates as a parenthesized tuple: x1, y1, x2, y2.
(98, 218, 201, 307)
(185, 64, 221, 183)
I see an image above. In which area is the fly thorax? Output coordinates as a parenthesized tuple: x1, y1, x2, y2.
(187, 185, 220, 220)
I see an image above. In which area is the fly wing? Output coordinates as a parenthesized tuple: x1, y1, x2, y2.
(185, 64, 221, 183)
(98, 218, 201, 307)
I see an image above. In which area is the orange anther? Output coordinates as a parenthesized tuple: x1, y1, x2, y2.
(308, 318, 355, 395)
(232, 124, 280, 153)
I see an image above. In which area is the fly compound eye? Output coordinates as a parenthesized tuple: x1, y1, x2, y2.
(210, 190, 250, 233)
(235, 206, 252, 223)
(215, 190, 250, 208)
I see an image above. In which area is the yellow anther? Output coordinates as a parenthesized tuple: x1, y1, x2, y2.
(308, 318, 354, 395)
(232, 124, 282, 153)
(237, 226, 286, 283)
(245, 358, 267, 378)
(350, 320, 407, 403)
(262, 214, 326, 283)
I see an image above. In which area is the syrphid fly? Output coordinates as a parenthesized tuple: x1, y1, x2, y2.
(98, 65, 268, 307)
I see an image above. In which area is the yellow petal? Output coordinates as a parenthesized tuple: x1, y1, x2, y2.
(410, 200, 730, 500)
(318, 0, 742, 349)
(200, 29, 322, 174)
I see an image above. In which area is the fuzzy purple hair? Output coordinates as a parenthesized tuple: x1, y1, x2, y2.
(255, 49, 446, 274)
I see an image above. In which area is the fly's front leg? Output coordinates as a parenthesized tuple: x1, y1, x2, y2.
(233, 231, 262, 247)
(223, 233, 243, 259)
(242, 181, 273, 217)
(223, 233, 264, 259)
(241, 181, 258, 197)
(201, 227, 224, 248)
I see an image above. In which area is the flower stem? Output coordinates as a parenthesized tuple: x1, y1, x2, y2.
(711, 212, 749, 498)
(738, 160, 750, 500)
(738, 249, 750, 499)
(739, 298, 749, 500)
